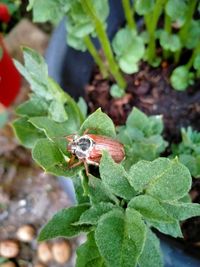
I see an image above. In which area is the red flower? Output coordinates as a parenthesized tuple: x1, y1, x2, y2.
(0, 3, 11, 24)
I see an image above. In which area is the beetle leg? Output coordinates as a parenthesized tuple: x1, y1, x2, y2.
(83, 160, 90, 176)
(68, 159, 83, 169)
(68, 154, 76, 167)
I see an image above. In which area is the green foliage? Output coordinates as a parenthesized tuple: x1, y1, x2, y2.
(184, 20, 200, 50)
(110, 84, 125, 99)
(80, 108, 116, 138)
(129, 157, 191, 201)
(13, 49, 200, 267)
(134, 0, 155, 15)
(27, 0, 200, 92)
(172, 127, 200, 177)
(159, 31, 181, 52)
(165, 0, 188, 27)
(138, 229, 163, 267)
(38, 204, 90, 241)
(76, 232, 104, 267)
(27, 0, 71, 24)
(112, 28, 145, 74)
(170, 66, 194, 91)
(95, 209, 147, 267)
(100, 151, 136, 200)
(117, 108, 168, 168)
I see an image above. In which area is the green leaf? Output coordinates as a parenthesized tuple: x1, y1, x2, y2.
(12, 117, 45, 148)
(16, 96, 49, 117)
(150, 220, 183, 238)
(14, 48, 52, 100)
(129, 157, 192, 201)
(184, 20, 200, 49)
(32, 138, 83, 177)
(29, 116, 73, 138)
(112, 28, 145, 74)
(76, 202, 115, 225)
(170, 66, 194, 91)
(165, 0, 188, 26)
(110, 84, 125, 99)
(100, 151, 136, 200)
(77, 97, 88, 119)
(128, 195, 174, 223)
(76, 232, 104, 267)
(38, 204, 90, 241)
(193, 54, 200, 70)
(159, 31, 181, 52)
(48, 99, 68, 122)
(138, 229, 163, 267)
(80, 108, 116, 137)
(95, 209, 147, 267)
(134, 0, 154, 15)
(126, 107, 149, 132)
(28, 0, 71, 24)
(73, 176, 90, 204)
(88, 175, 119, 205)
(161, 201, 200, 221)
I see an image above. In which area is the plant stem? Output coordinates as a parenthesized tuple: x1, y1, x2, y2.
(163, 13, 171, 59)
(179, 0, 197, 44)
(81, 0, 126, 89)
(84, 35, 108, 78)
(176, 0, 197, 63)
(122, 0, 136, 30)
(186, 42, 200, 69)
(145, 0, 166, 65)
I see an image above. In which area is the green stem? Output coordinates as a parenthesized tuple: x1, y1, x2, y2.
(122, 0, 136, 30)
(84, 35, 108, 78)
(163, 13, 172, 59)
(186, 43, 200, 69)
(145, 0, 166, 65)
(176, 0, 197, 64)
(179, 0, 197, 44)
(81, 0, 126, 89)
(174, 50, 180, 64)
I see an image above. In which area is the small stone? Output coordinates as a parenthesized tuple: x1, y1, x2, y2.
(52, 240, 71, 264)
(16, 225, 36, 242)
(37, 242, 53, 263)
(33, 264, 46, 267)
(0, 240, 19, 258)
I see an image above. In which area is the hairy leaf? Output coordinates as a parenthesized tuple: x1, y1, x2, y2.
(129, 158, 191, 201)
(95, 209, 147, 267)
(32, 138, 83, 176)
(76, 232, 104, 267)
(128, 195, 174, 223)
(12, 117, 45, 148)
(38, 204, 90, 241)
(138, 229, 163, 267)
(80, 108, 116, 137)
(100, 151, 136, 200)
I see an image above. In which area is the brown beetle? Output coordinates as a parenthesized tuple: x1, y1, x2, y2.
(66, 133, 125, 175)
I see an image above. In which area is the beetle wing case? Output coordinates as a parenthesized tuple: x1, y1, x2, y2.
(87, 134, 125, 164)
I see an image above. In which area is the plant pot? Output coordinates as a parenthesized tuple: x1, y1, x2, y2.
(45, 3, 200, 267)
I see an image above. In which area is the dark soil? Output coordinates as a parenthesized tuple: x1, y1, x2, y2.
(86, 62, 200, 143)
(85, 62, 200, 257)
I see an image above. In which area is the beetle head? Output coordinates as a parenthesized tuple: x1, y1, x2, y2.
(67, 135, 94, 159)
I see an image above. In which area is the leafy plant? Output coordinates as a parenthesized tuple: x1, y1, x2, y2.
(12, 49, 200, 267)
(117, 108, 168, 170)
(171, 127, 200, 178)
(27, 0, 200, 92)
